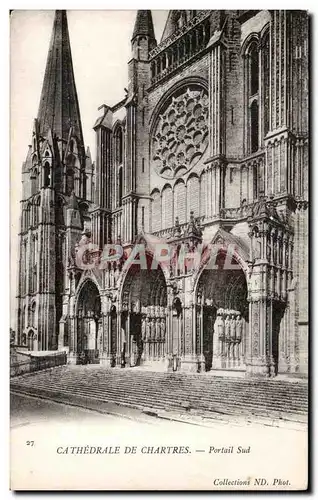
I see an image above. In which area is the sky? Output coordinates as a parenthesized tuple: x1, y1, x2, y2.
(10, 10, 168, 325)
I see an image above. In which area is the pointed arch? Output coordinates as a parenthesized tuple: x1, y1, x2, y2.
(150, 188, 161, 233)
(161, 183, 173, 229)
(173, 178, 186, 224)
(187, 173, 200, 219)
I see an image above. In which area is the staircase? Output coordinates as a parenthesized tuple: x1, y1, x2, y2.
(10, 365, 308, 425)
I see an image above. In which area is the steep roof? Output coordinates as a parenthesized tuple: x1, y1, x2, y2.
(37, 10, 84, 145)
(132, 10, 156, 41)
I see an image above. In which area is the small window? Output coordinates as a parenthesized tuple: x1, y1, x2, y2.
(118, 167, 123, 206)
(66, 169, 74, 195)
(253, 165, 258, 200)
(250, 100, 259, 153)
(116, 128, 123, 165)
(250, 44, 259, 96)
(263, 32, 270, 137)
(142, 158, 145, 173)
(43, 162, 50, 187)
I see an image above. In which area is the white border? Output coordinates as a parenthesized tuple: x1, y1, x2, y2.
(2, 1, 316, 497)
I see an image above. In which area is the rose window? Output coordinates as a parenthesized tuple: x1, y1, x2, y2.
(152, 86, 209, 179)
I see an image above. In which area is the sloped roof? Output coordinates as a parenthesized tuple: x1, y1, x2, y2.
(37, 11, 84, 145)
(132, 10, 156, 40)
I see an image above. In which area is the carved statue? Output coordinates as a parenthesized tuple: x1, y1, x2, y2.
(155, 318, 161, 341)
(146, 317, 151, 341)
(160, 318, 166, 341)
(230, 314, 236, 340)
(235, 314, 242, 342)
(151, 318, 156, 341)
(216, 312, 224, 340)
(225, 315, 231, 341)
(141, 318, 146, 342)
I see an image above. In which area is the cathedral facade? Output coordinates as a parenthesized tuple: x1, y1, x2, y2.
(16, 10, 309, 377)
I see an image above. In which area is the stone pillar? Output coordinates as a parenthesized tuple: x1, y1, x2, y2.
(245, 298, 272, 377)
(180, 303, 197, 373)
(166, 295, 174, 372)
(67, 315, 77, 364)
(198, 303, 205, 373)
(58, 318, 65, 350)
(213, 310, 225, 369)
(99, 312, 111, 366)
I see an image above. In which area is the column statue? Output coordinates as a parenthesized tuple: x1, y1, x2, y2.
(225, 314, 231, 340)
(230, 314, 236, 363)
(160, 318, 166, 342)
(235, 314, 242, 341)
(141, 317, 146, 342)
(235, 313, 243, 366)
(146, 316, 151, 341)
(155, 317, 161, 341)
(224, 314, 231, 366)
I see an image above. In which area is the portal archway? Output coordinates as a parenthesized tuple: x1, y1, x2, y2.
(120, 257, 168, 367)
(76, 279, 101, 364)
(195, 250, 249, 371)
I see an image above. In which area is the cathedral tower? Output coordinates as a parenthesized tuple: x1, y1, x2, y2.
(124, 11, 157, 241)
(16, 10, 89, 350)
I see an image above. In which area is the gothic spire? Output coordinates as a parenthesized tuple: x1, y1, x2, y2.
(132, 10, 156, 41)
(37, 10, 84, 145)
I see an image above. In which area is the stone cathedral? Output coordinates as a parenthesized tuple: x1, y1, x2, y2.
(16, 10, 308, 377)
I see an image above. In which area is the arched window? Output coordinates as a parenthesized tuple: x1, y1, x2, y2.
(26, 203, 31, 228)
(30, 168, 37, 195)
(33, 203, 37, 226)
(245, 39, 260, 154)
(151, 61, 155, 79)
(118, 167, 123, 206)
(250, 100, 259, 153)
(191, 31, 197, 53)
(250, 43, 259, 96)
(162, 55, 166, 71)
(56, 196, 65, 226)
(43, 162, 50, 187)
(244, 31, 270, 154)
(66, 169, 74, 196)
(115, 128, 123, 165)
(30, 301, 36, 326)
(253, 164, 259, 200)
(262, 32, 270, 137)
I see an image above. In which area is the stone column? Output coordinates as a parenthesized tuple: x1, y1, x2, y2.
(67, 315, 77, 364)
(246, 298, 273, 377)
(58, 318, 65, 350)
(99, 312, 111, 367)
(180, 302, 197, 373)
(166, 293, 174, 372)
(198, 303, 205, 372)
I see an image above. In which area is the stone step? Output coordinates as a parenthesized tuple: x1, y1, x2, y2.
(11, 380, 307, 424)
(12, 367, 308, 404)
(12, 374, 307, 412)
(15, 366, 307, 398)
(11, 365, 308, 423)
